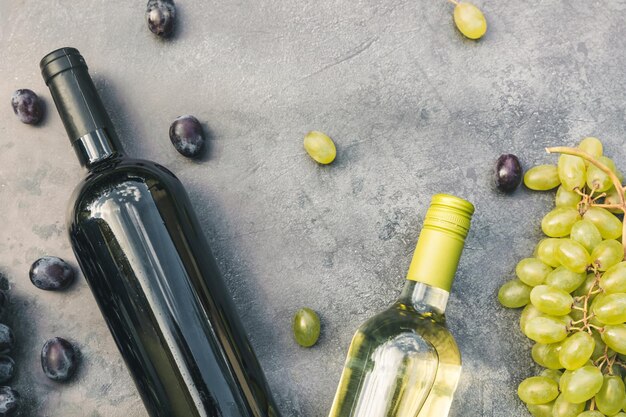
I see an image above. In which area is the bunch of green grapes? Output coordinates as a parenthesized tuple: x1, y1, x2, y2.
(499, 137, 626, 417)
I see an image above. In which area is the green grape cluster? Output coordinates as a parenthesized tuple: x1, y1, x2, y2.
(499, 137, 626, 416)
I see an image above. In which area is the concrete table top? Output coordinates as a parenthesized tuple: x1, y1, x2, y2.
(1, 0, 626, 415)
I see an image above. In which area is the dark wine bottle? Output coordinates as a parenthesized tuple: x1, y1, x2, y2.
(40, 47, 281, 417)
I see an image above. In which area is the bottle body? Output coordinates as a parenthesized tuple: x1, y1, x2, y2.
(69, 157, 280, 417)
(328, 281, 461, 417)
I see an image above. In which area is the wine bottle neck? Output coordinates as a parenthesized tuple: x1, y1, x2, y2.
(40, 47, 124, 168)
(400, 280, 449, 314)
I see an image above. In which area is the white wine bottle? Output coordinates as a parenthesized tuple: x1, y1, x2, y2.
(328, 194, 474, 417)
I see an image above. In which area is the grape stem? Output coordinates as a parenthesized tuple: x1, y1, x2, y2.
(447, 0, 459, 4)
(546, 146, 626, 257)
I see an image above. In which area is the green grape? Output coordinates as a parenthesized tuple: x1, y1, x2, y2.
(540, 368, 563, 383)
(518, 376, 559, 404)
(569, 298, 584, 322)
(498, 279, 532, 308)
(602, 324, 626, 354)
(517, 258, 553, 287)
(613, 413, 626, 417)
(573, 273, 597, 297)
(584, 207, 623, 240)
(576, 411, 605, 417)
(596, 375, 626, 416)
(542, 208, 582, 238)
(525, 316, 568, 344)
(555, 186, 583, 208)
(293, 308, 321, 347)
(530, 285, 573, 316)
(558, 331, 595, 370)
(591, 330, 609, 360)
(532, 342, 563, 370)
(546, 267, 587, 293)
(303, 131, 336, 164)
(520, 304, 543, 333)
(600, 262, 626, 294)
(537, 238, 563, 267)
(570, 220, 603, 253)
(587, 156, 615, 192)
(453, 2, 487, 40)
(578, 137, 603, 160)
(526, 402, 554, 417)
(525, 165, 561, 191)
(558, 154, 586, 191)
(593, 293, 626, 325)
(558, 239, 591, 273)
(551, 393, 585, 417)
(561, 365, 604, 403)
(604, 187, 624, 214)
(591, 239, 624, 271)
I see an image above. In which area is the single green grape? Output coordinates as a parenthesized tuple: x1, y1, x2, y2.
(555, 186, 583, 208)
(517, 258, 553, 287)
(542, 208, 582, 238)
(530, 285, 573, 316)
(612, 412, 626, 417)
(498, 279, 532, 308)
(525, 316, 568, 344)
(591, 239, 624, 271)
(594, 293, 626, 325)
(587, 156, 617, 192)
(569, 298, 584, 322)
(604, 187, 624, 214)
(558, 331, 595, 370)
(526, 401, 554, 417)
(558, 154, 586, 191)
(546, 267, 586, 293)
(600, 262, 626, 294)
(532, 342, 563, 370)
(596, 375, 626, 416)
(292, 307, 321, 347)
(591, 330, 609, 360)
(551, 393, 585, 417)
(578, 137, 603, 160)
(560, 365, 604, 403)
(303, 131, 336, 164)
(518, 376, 559, 404)
(584, 207, 623, 240)
(602, 324, 626, 354)
(557, 239, 590, 273)
(573, 273, 598, 298)
(570, 220, 603, 253)
(453, 2, 487, 40)
(525, 165, 561, 191)
(537, 238, 563, 267)
(540, 369, 563, 383)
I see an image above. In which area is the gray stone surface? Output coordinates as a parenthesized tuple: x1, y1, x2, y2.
(1, 0, 626, 415)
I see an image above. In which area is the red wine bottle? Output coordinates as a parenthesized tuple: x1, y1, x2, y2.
(41, 47, 281, 417)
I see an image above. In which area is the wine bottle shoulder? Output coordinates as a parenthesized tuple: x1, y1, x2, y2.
(66, 158, 186, 229)
(356, 304, 461, 364)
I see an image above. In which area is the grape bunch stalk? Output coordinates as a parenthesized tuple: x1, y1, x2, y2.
(499, 137, 626, 417)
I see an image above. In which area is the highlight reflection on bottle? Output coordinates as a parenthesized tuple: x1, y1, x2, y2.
(328, 194, 474, 417)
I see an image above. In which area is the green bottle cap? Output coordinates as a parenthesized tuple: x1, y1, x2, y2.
(406, 194, 474, 291)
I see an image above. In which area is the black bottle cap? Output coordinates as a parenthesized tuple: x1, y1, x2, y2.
(40, 47, 122, 153)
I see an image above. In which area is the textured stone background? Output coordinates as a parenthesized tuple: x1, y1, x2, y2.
(1, 0, 626, 416)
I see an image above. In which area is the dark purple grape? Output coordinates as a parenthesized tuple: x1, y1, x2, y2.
(41, 337, 79, 382)
(169, 115, 205, 158)
(494, 154, 523, 192)
(10, 89, 43, 125)
(146, 0, 176, 37)
(0, 326, 13, 354)
(29, 256, 75, 291)
(0, 387, 18, 416)
(0, 358, 15, 384)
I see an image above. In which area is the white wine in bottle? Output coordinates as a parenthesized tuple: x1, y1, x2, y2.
(328, 194, 474, 417)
